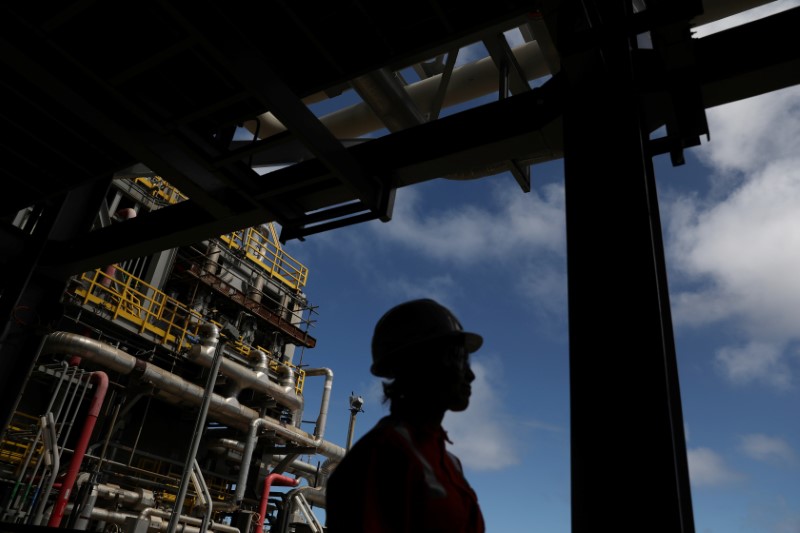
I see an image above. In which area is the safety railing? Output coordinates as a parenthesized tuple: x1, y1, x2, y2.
(70, 267, 305, 394)
(132, 176, 308, 291)
(0, 412, 41, 468)
(133, 176, 187, 206)
(219, 227, 309, 291)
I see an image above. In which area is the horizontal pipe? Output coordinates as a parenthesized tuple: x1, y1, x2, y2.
(41, 332, 345, 459)
(185, 343, 302, 413)
(246, 40, 548, 141)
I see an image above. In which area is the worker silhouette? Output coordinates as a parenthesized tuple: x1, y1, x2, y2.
(326, 298, 486, 532)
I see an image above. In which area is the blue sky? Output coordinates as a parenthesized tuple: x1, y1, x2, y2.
(261, 3, 800, 531)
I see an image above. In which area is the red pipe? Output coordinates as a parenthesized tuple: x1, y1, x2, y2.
(48, 371, 109, 527)
(258, 473, 299, 524)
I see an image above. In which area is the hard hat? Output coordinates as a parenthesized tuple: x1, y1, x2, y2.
(370, 298, 483, 378)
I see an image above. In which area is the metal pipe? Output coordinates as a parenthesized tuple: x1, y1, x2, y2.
(247, 40, 548, 141)
(234, 418, 268, 505)
(48, 371, 109, 527)
(167, 323, 221, 533)
(40, 332, 346, 459)
(71, 484, 98, 530)
(94, 483, 156, 510)
(193, 459, 213, 533)
(31, 412, 59, 525)
(292, 493, 323, 533)
(317, 458, 339, 491)
(26, 363, 85, 513)
(257, 473, 298, 526)
(69, 505, 240, 533)
(248, 348, 268, 371)
(207, 438, 319, 483)
(302, 368, 333, 440)
(142, 507, 240, 533)
(2, 361, 69, 518)
(287, 485, 327, 509)
(185, 341, 302, 413)
(279, 487, 326, 533)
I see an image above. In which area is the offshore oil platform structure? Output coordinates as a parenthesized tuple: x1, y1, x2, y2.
(2, 174, 342, 532)
(0, 1, 798, 532)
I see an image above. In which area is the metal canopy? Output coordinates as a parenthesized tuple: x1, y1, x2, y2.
(1, 2, 799, 531)
(1, 2, 797, 277)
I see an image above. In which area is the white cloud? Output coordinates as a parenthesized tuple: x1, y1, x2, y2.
(517, 259, 568, 321)
(443, 355, 523, 470)
(663, 85, 800, 390)
(697, 85, 800, 175)
(739, 433, 798, 465)
(715, 342, 792, 390)
(381, 274, 459, 307)
(378, 182, 565, 265)
(669, 157, 800, 334)
(687, 447, 744, 487)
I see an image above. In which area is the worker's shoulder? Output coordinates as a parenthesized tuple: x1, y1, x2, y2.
(342, 416, 414, 458)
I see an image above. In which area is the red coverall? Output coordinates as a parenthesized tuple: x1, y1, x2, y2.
(326, 416, 485, 532)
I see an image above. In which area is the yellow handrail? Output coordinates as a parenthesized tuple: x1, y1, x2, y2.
(71, 266, 305, 394)
(132, 176, 308, 291)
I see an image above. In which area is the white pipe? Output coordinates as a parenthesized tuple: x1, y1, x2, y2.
(40, 332, 346, 460)
(185, 342, 303, 414)
(206, 439, 320, 481)
(31, 412, 59, 525)
(244, 0, 776, 145)
(234, 418, 269, 504)
(290, 492, 324, 533)
(192, 459, 213, 533)
(287, 486, 327, 509)
(691, 0, 781, 27)
(64, 505, 240, 533)
(95, 483, 156, 511)
(303, 368, 333, 440)
(245, 40, 548, 141)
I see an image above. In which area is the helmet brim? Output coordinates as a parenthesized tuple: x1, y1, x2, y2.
(371, 330, 483, 377)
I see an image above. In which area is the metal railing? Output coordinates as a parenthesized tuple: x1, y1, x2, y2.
(132, 176, 308, 291)
(70, 267, 306, 394)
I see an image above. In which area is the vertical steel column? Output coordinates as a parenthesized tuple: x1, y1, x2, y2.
(559, 1, 694, 531)
(167, 323, 220, 533)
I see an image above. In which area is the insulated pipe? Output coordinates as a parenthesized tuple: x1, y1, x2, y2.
(40, 332, 346, 459)
(290, 492, 324, 533)
(286, 486, 327, 509)
(317, 458, 339, 490)
(234, 418, 269, 504)
(350, 68, 426, 132)
(31, 413, 59, 525)
(302, 368, 333, 440)
(257, 473, 298, 524)
(269, 455, 320, 482)
(68, 505, 240, 533)
(203, 242, 221, 276)
(248, 348, 268, 371)
(185, 342, 302, 414)
(168, 324, 221, 533)
(207, 439, 319, 482)
(193, 459, 213, 533)
(246, 0, 771, 144)
(94, 483, 156, 510)
(246, 40, 548, 141)
(278, 487, 326, 532)
(141, 508, 240, 533)
(48, 371, 109, 528)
